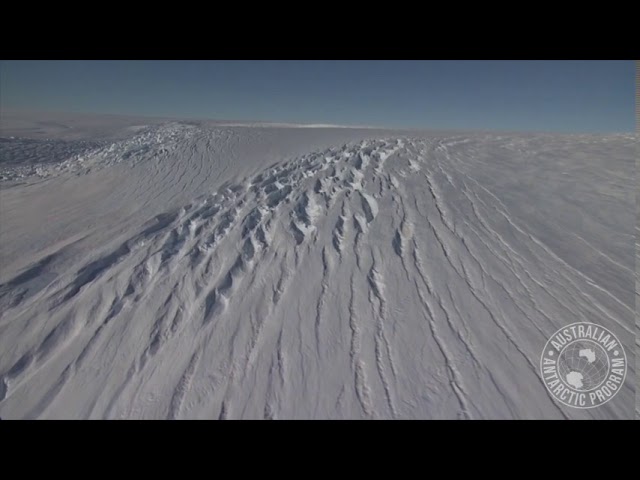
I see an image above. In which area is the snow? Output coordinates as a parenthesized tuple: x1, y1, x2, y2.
(0, 112, 636, 419)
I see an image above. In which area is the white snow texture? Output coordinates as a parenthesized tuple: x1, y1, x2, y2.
(0, 111, 636, 419)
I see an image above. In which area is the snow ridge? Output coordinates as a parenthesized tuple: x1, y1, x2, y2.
(0, 128, 635, 419)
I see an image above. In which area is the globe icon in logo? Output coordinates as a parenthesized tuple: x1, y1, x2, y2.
(557, 340, 609, 391)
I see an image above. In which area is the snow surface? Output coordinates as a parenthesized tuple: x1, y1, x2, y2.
(0, 112, 636, 419)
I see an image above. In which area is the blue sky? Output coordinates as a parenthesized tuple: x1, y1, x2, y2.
(0, 60, 634, 133)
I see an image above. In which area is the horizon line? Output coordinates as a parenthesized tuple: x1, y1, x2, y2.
(1, 107, 635, 136)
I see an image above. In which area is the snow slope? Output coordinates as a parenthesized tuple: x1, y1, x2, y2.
(0, 113, 636, 419)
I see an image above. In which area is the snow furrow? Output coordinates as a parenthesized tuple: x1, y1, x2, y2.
(0, 119, 634, 419)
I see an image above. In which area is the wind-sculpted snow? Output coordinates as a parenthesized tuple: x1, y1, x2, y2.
(636, 146, 640, 419)
(0, 123, 197, 181)
(0, 120, 635, 419)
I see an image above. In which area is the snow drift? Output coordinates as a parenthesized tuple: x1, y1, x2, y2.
(0, 113, 636, 419)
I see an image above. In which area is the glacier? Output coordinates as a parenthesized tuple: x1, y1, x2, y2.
(0, 111, 636, 419)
